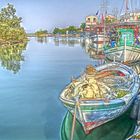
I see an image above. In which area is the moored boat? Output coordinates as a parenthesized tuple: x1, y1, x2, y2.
(60, 62, 140, 134)
(104, 28, 140, 62)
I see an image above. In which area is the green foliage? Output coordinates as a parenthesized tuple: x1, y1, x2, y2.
(53, 26, 80, 35)
(0, 4, 21, 28)
(105, 17, 117, 24)
(61, 28, 67, 34)
(53, 28, 59, 34)
(0, 3, 27, 44)
(80, 23, 86, 31)
(53, 28, 67, 34)
(35, 29, 48, 37)
(0, 43, 26, 74)
(0, 4, 27, 73)
(67, 26, 77, 32)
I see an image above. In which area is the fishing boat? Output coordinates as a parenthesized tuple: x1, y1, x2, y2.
(60, 62, 140, 134)
(104, 0, 140, 63)
(104, 28, 140, 62)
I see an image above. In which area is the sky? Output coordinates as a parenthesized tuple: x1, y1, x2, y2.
(0, 0, 127, 32)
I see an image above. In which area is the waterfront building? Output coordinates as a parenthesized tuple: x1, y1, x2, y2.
(85, 15, 98, 31)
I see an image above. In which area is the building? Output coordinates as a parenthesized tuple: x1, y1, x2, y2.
(85, 15, 98, 31)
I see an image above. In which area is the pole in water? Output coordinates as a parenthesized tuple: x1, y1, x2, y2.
(123, 37, 127, 62)
(70, 101, 78, 140)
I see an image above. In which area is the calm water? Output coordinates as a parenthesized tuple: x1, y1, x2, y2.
(0, 37, 102, 140)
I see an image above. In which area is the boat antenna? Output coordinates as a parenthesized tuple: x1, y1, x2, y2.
(124, 0, 129, 22)
(130, 0, 133, 12)
(119, 0, 125, 16)
(112, 8, 119, 19)
(100, 0, 109, 46)
(120, 0, 131, 21)
(125, 0, 128, 14)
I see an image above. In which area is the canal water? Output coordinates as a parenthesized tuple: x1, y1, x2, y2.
(0, 37, 101, 140)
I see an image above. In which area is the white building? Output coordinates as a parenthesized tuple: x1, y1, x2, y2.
(85, 15, 98, 29)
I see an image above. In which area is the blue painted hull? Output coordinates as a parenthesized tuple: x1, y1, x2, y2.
(60, 63, 140, 133)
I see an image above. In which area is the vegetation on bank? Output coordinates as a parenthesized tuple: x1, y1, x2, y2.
(80, 23, 86, 31)
(0, 4, 27, 73)
(0, 4, 27, 46)
(35, 29, 48, 37)
(53, 26, 81, 34)
(30, 23, 86, 37)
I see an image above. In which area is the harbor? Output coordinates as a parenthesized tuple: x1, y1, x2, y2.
(59, 0, 140, 140)
(0, 0, 140, 140)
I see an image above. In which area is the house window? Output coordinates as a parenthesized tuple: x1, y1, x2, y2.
(93, 18, 96, 22)
(88, 18, 90, 21)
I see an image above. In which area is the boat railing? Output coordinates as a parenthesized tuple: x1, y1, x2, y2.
(80, 98, 109, 101)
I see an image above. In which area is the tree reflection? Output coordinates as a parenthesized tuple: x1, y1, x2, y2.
(53, 37, 83, 47)
(36, 37, 48, 44)
(36, 36, 84, 47)
(53, 37, 59, 46)
(0, 43, 27, 74)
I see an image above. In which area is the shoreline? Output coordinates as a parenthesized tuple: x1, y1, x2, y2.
(27, 33, 82, 38)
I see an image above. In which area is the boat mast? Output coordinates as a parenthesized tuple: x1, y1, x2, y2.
(125, 0, 128, 14)
(100, 0, 108, 46)
(125, 0, 128, 22)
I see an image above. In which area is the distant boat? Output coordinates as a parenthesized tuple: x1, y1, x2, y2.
(60, 62, 140, 134)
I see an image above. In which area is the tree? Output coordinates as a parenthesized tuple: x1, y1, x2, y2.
(53, 28, 60, 34)
(60, 28, 67, 34)
(66, 26, 79, 33)
(80, 23, 86, 31)
(0, 4, 27, 73)
(0, 3, 22, 28)
(53, 26, 80, 35)
(0, 3, 27, 44)
(67, 26, 76, 31)
(35, 29, 48, 37)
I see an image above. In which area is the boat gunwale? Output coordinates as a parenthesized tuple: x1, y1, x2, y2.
(60, 62, 140, 107)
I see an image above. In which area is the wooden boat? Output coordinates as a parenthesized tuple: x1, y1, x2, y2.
(104, 28, 140, 62)
(60, 62, 140, 134)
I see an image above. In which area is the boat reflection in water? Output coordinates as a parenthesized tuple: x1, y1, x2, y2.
(81, 39, 105, 66)
(84, 36, 106, 53)
(52, 37, 106, 66)
(60, 62, 140, 134)
(0, 43, 27, 74)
